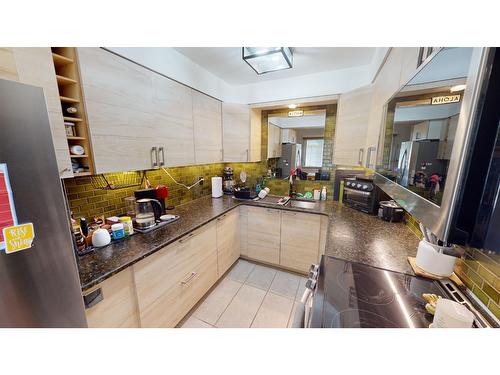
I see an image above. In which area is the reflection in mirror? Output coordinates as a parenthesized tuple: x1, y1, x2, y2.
(377, 48, 473, 206)
(268, 109, 327, 180)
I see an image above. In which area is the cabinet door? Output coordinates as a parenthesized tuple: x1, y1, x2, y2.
(222, 103, 250, 162)
(84, 267, 140, 328)
(267, 124, 276, 158)
(247, 206, 281, 264)
(133, 222, 217, 327)
(192, 90, 223, 164)
(216, 209, 240, 276)
(240, 205, 248, 257)
(78, 47, 156, 173)
(280, 211, 321, 272)
(249, 109, 262, 162)
(152, 74, 195, 167)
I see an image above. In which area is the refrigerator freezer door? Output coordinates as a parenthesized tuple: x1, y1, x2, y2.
(0, 79, 87, 327)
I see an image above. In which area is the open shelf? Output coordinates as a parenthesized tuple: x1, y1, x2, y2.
(63, 116, 83, 122)
(56, 75, 77, 86)
(73, 172, 92, 177)
(52, 52, 74, 67)
(52, 47, 95, 178)
(60, 95, 79, 104)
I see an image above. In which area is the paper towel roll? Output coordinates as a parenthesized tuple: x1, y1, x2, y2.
(211, 176, 223, 198)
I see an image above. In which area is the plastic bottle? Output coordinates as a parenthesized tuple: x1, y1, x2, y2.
(321, 186, 327, 201)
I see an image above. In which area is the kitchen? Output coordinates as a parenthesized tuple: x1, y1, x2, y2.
(1, 4, 499, 373)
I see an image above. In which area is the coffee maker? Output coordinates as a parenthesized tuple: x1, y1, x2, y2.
(222, 167, 234, 194)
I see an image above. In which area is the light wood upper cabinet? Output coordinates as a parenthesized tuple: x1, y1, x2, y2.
(152, 74, 195, 167)
(267, 123, 282, 159)
(249, 109, 262, 162)
(222, 103, 250, 162)
(246, 206, 281, 264)
(0, 48, 73, 178)
(192, 90, 223, 164)
(133, 222, 218, 328)
(84, 267, 140, 328)
(216, 209, 241, 276)
(78, 47, 157, 173)
(280, 211, 321, 272)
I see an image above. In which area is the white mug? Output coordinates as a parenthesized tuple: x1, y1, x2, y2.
(432, 299, 474, 328)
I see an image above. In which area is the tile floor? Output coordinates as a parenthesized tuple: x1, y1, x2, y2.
(179, 259, 307, 328)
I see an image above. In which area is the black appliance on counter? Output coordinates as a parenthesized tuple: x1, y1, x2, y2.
(379, 200, 405, 222)
(305, 256, 492, 328)
(343, 177, 388, 214)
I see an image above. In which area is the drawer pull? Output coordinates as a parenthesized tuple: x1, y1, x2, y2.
(181, 272, 197, 285)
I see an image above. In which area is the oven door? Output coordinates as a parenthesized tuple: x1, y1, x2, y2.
(290, 264, 319, 328)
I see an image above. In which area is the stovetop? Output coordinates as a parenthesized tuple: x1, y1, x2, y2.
(310, 256, 449, 328)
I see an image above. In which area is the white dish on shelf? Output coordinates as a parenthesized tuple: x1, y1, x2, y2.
(70, 145, 85, 155)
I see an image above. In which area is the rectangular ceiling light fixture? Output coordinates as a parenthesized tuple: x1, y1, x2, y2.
(242, 47, 293, 75)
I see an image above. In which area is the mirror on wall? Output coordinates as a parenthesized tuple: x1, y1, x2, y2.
(267, 109, 330, 180)
(377, 47, 474, 206)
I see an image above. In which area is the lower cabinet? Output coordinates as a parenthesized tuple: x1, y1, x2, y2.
(280, 211, 321, 272)
(242, 206, 325, 273)
(216, 209, 240, 276)
(133, 221, 218, 328)
(247, 206, 281, 264)
(84, 267, 140, 328)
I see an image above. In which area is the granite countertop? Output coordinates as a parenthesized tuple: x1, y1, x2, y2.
(77, 195, 419, 291)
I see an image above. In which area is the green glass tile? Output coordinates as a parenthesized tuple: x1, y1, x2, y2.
(477, 264, 497, 286)
(487, 300, 500, 320)
(482, 282, 500, 304)
(466, 267, 484, 287)
(472, 285, 490, 306)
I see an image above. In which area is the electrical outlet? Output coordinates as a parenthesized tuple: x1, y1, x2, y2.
(198, 176, 204, 186)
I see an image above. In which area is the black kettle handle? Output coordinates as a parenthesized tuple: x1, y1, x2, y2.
(149, 199, 163, 220)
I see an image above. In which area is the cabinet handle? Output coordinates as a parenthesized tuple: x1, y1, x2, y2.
(221, 148, 224, 161)
(358, 148, 364, 166)
(181, 272, 197, 285)
(217, 214, 226, 222)
(246, 149, 249, 161)
(158, 146, 165, 166)
(151, 146, 158, 168)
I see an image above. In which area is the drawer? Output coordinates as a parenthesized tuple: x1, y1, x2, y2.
(134, 222, 217, 327)
(216, 209, 240, 276)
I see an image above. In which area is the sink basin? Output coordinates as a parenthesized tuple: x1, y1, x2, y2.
(289, 200, 318, 210)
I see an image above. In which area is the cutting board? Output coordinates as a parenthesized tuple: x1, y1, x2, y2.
(407, 257, 463, 287)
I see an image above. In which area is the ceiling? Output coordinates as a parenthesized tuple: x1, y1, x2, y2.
(268, 113, 326, 129)
(174, 47, 378, 85)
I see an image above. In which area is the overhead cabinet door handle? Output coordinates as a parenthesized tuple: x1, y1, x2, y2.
(358, 148, 364, 166)
(158, 146, 165, 166)
(151, 146, 158, 168)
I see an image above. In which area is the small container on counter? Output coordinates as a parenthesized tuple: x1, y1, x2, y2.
(119, 216, 134, 236)
(111, 223, 125, 240)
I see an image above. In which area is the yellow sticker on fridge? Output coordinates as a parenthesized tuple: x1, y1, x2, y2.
(3, 223, 35, 254)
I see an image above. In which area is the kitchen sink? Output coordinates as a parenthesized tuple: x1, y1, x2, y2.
(288, 200, 318, 210)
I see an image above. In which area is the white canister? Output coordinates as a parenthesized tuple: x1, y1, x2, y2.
(92, 228, 111, 247)
(431, 299, 474, 328)
(211, 176, 223, 198)
(258, 187, 270, 199)
(415, 240, 457, 277)
(313, 189, 321, 201)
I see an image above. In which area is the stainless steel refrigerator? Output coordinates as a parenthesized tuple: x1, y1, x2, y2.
(0, 79, 87, 327)
(277, 143, 302, 177)
(397, 140, 443, 187)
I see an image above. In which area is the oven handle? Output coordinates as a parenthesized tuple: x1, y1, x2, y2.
(344, 187, 371, 196)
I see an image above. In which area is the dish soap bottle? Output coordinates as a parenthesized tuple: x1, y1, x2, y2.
(321, 186, 327, 201)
